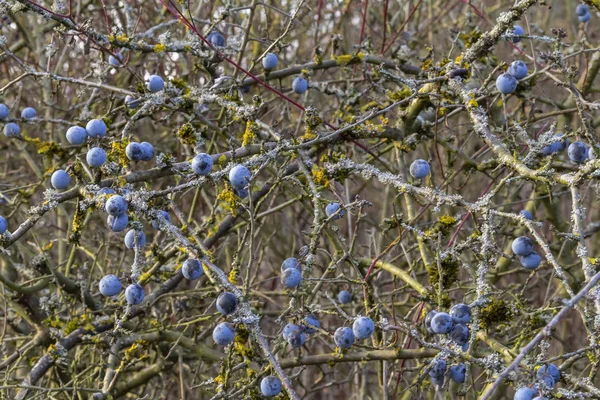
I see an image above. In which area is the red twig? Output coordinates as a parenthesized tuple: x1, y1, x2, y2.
(359, 0, 369, 45)
(381, 0, 389, 53)
(382, 0, 423, 55)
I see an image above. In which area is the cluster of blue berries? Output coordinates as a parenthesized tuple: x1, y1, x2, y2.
(211, 292, 239, 346)
(98, 274, 145, 305)
(513, 363, 561, 399)
(496, 60, 529, 95)
(576, 4, 592, 23)
(425, 304, 472, 385)
(105, 195, 129, 232)
(0, 103, 40, 138)
(325, 202, 345, 219)
(126, 141, 155, 162)
(281, 257, 302, 288)
(512, 236, 541, 269)
(541, 134, 568, 156)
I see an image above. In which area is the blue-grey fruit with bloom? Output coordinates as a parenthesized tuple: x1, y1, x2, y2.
(450, 304, 472, 324)
(126, 142, 143, 161)
(125, 283, 145, 305)
(51, 170, 71, 190)
(233, 186, 248, 199)
(216, 292, 238, 315)
(425, 310, 438, 333)
(86, 119, 107, 138)
(325, 202, 345, 219)
(98, 188, 116, 196)
(303, 315, 320, 334)
(262, 53, 279, 69)
(192, 153, 213, 175)
(410, 159, 431, 179)
(450, 363, 466, 383)
(105, 195, 128, 216)
(496, 73, 518, 94)
(124, 229, 146, 249)
(568, 141, 588, 163)
(353, 316, 375, 340)
(431, 312, 453, 334)
(542, 134, 569, 155)
(521, 251, 541, 269)
(3, 122, 20, 137)
(139, 142, 155, 161)
(229, 165, 251, 189)
(537, 364, 560, 383)
(281, 267, 301, 288)
(182, 258, 203, 280)
(260, 376, 282, 398)
(21, 107, 36, 120)
(512, 236, 534, 256)
(108, 51, 123, 66)
(87, 147, 107, 168)
(450, 323, 469, 346)
(576, 4, 589, 15)
(508, 61, 528, 80)
(66, 126, 87, 145)
(0, 104, 8, 120)
(281, 257, 301, 272)
(579, 11, 591, 22)
(514, 387, 537, 400)
(429, 358, 446, 385)
(152, 210, 170, 230)
(146, 75, 164, 92)
(334, 327, 354, 348)
(287, 329, 306, 348)
(124, 95, 141, 109)
(213, 322, 235, 345)
(207, 31, 225, 47)
(107, 213, 128, 232)
(520, 210, 533, 220)
(99, 275, 122, 296)
(338, 290, 352, 304)
(510, 25, 525, 42)
(292, 77, 308, 94)
(282, 323, 302, 340)
(0, 216, 7, 234)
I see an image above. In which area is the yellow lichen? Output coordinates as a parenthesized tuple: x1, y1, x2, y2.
(154, 43, 166, 53)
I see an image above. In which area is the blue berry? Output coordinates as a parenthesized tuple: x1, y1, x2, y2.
(353, 316, 375, 340)
(107, 213, 129, 232)
(450, 363, 466, 383)
(207, 31, 225, 47)
(510, 25, 525, 43)
(514, 387, 537, 400)
(21, 107, 36, 120)
(98, 187, 116, 196)
(192, 153, 213, 175)
(3, 122, 20, 137)
(496, 73, 518, 94)
(86, 147, 107, 168)
(508, 61, 528, 80)
(410, 159, 431, 179)
(334, 327, 354, 348)
(568, 141, 588, 163)
(105, 195, 128, 216)
(579, 11, 591, 22)
(0, 104, 8, 120)
(151, 210, 170, 230)
(520, 251, 541, 270)
(512, 236, 534, 256)
(425, 310, 438, 333)
(99, 274, 122, 296)
(536, 371, 555, 389)
(325, 202, 345, 219)
(292, 77, 308, 94)
(124, 229, 146, 249)
(124, 95, 141, 109)
(281, 267, 301, 288)
(182, 258, 203, 280)
(576, 4, 589, 15)
(229, 165, 251, 189)
(287, 329, 306, 347)
(216, 292, 238, 315)
(139, 142, 155, 161)
(86, 119, 107, 138)
(282, 323, 302, 340)
(542, 134, 569, 155)
(431, 312, 453, 334)
(66, 126, 87, 145)
(126, 142, 143, 161)
(520, 210, 533, 220)
(108, 51, 123, 66)
(450, 323, 469, 346)
(233, 186, 248, 199)
(260, 376, 282, 398)
(281, 257, 301, 272)
(125, 283, 145, 305)
(146, 75, 164, 92)
(51, 169, 71, 190)
(429, 358, 446, 385)
(589, 146, 597, 160)
(337, 290, 352, 304)
(213, 322, 235, 345)
(262, 53, 279, 70)
(0, 216, 7, 234)
(303, 314, 320, 334)
(538, 364, 560, 383)
(450, 304, 472, 324)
